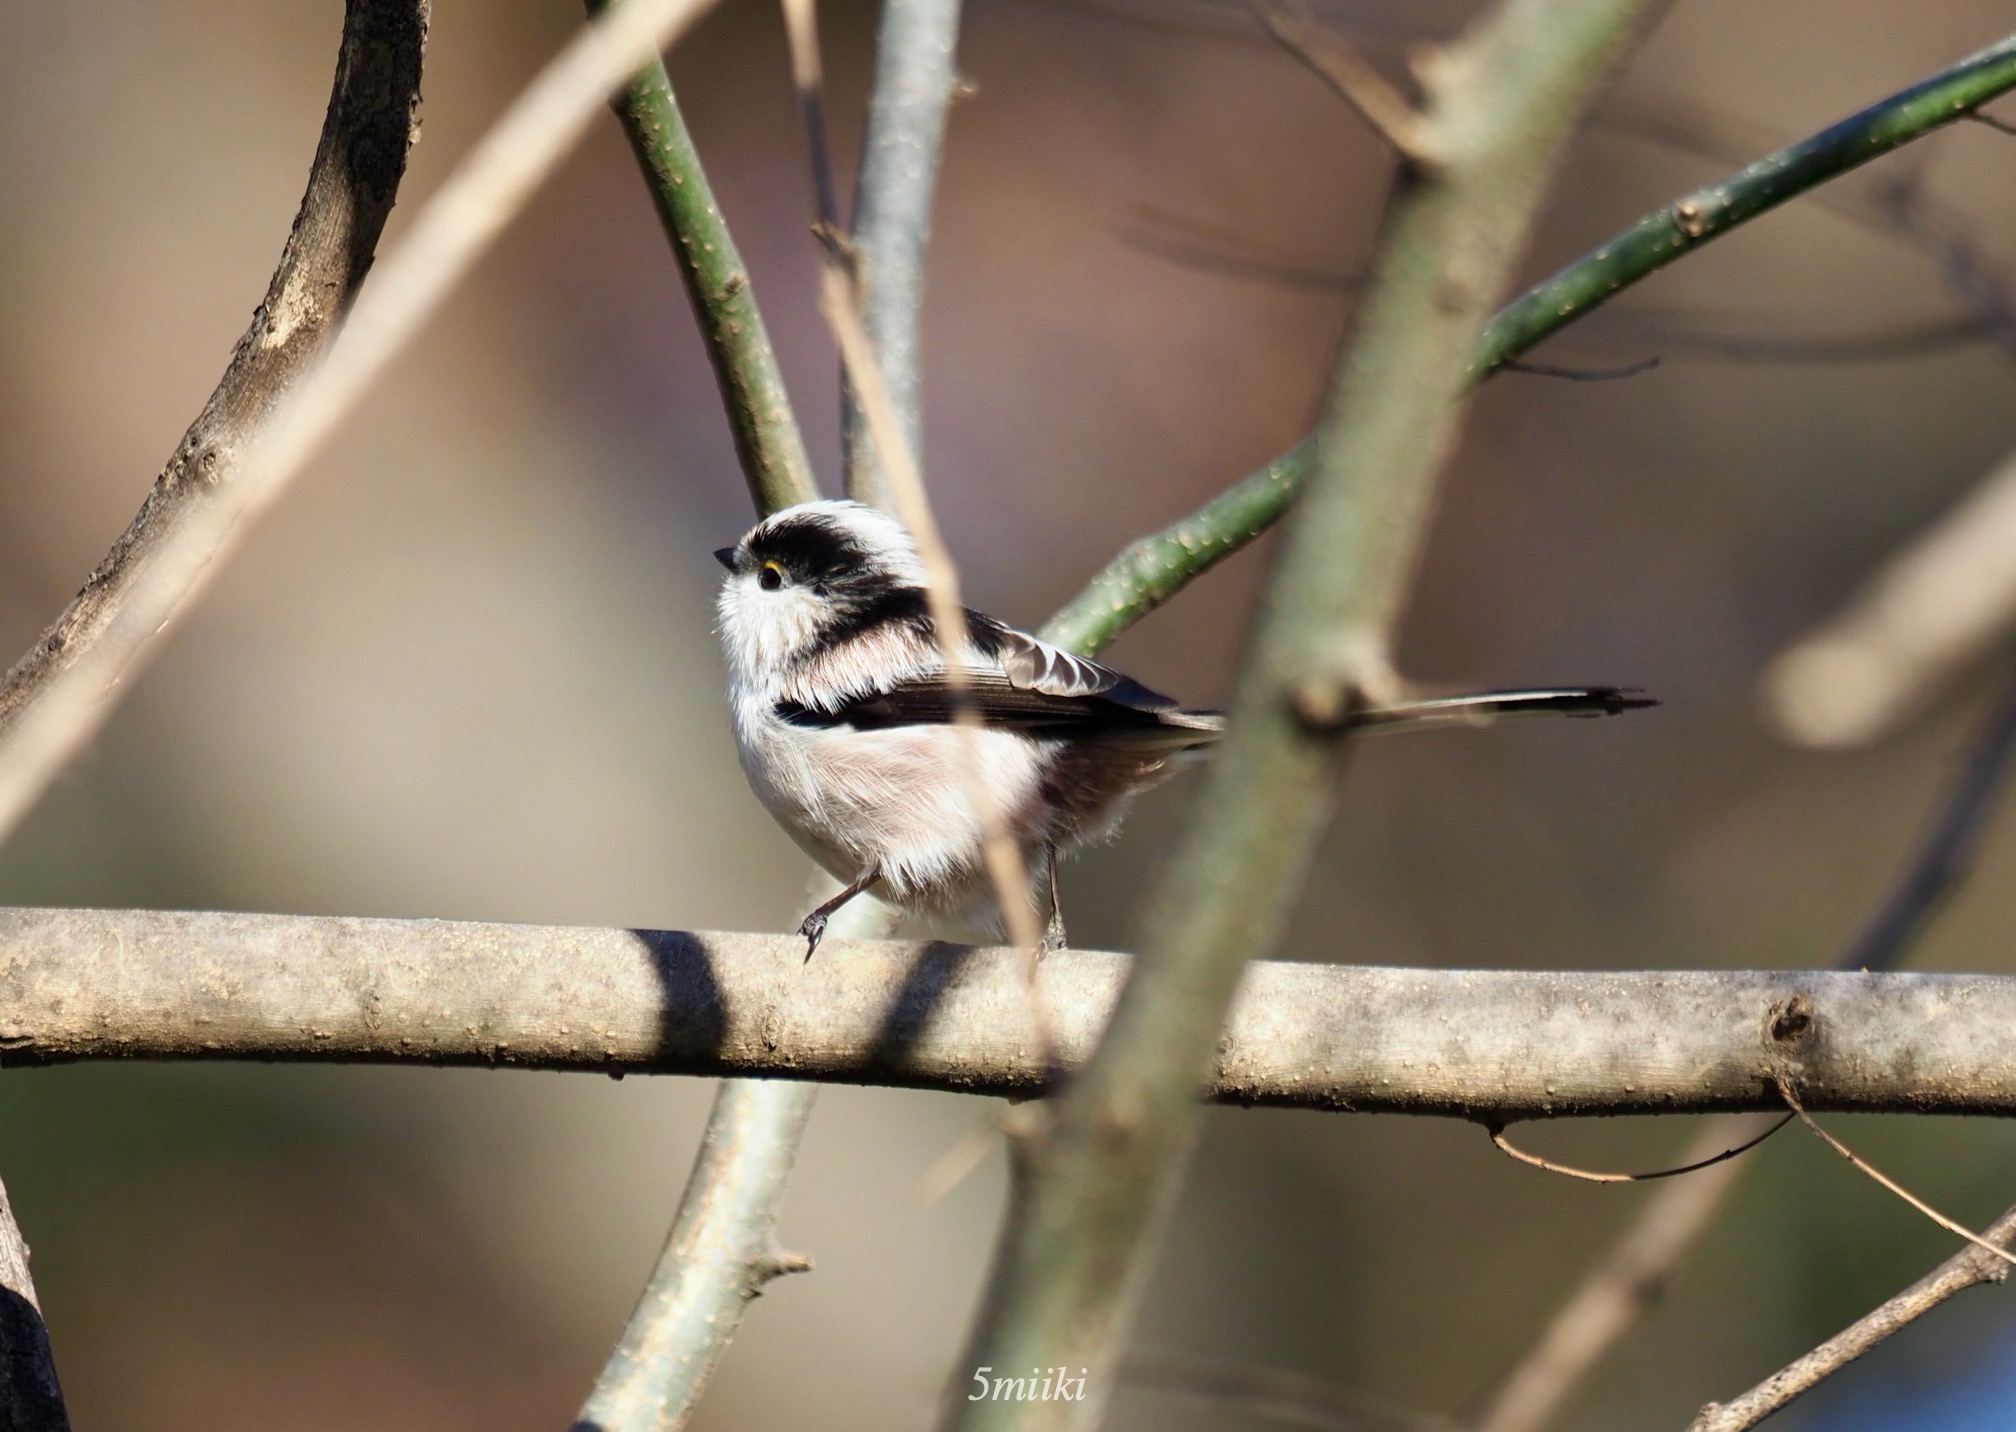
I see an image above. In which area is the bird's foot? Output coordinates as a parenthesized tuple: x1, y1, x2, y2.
(798, 910, 829, 961)
(1040, 913, 1068, 955)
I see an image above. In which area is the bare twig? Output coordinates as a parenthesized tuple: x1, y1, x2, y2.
(0, 1175, 68, 1432)
(841, 0, 966, 510)
(0, 0, 429, 837)
(1500, 356, 1659, 382)
(1688, 1198, 2016, 1432)
(1043, 30, 2016, 657)
(784, 5, 1047, 964)
(1485, 1115, 1789, 1184)
(1469, 671, 2016, 1432)
(1248, 0, 1434, 163)
(1776, 1076, 2016, 1269)
(0, 0, 726, 850)
(572, 1079, 816, 1432)
(1839, 672, 2016, 969)
(945, 7, 1654, 1427)
(1467, 1117, 1775, 1432)
(780, 0, 845, 234)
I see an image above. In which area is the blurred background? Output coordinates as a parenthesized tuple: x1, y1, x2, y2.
(4, 0, 2016, 1426)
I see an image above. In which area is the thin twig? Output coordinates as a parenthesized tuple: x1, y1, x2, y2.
(842, 0, 966, 510)
(781, 5, 1049, 1111)
(1688, 1198, 2016, 1432)
(1042, 30, 2016, 657)
(589, 0, 820, 512)
(1247, 0, 1434, 164)
(780, 0, 845, 235)
(1500, 356, 1660, 382)
(0, 0, 429, 838)
(1468, 669, 2016, 1432)
(945, 6, 1654, 1428)
(0, 1174, 68, 1432)
(0, 0, 726, 851)
(1775, 1076, 2016, 1269)
(1485, 1115, 1789, 1184)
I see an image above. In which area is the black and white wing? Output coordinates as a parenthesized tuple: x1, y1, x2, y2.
(778, 609, 1224, 746)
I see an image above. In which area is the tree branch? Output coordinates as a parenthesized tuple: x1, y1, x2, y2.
(11, 909, 2016, 1116)
(588, 0, 821, 512)
(841, 0, 965, 510)
(0, 1174, 68, 1432)
(571, 1078, 815, 1432)
(1466, 670, 2016, 1432)
(1687, 1199, 2016, 1432)
(0, 0, 430, 824)
(1040, 30, 2016, 657)
(945, 6, 1654, 1426)
(0, 0, 728, 851)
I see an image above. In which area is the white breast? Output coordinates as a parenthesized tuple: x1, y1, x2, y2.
(729, 679, 1049, 910)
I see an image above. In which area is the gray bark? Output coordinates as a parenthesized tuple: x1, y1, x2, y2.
(1, 908, 2011, 1119)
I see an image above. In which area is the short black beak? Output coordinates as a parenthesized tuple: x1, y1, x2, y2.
(713, 547, 738, 571)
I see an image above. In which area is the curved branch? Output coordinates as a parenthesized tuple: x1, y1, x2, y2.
(0, 0, 726, 849)
(0, 0, 429, 756)
(1042, 30, 2016, 657)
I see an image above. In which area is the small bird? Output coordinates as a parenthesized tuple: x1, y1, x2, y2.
(715, 500, 1650, 955)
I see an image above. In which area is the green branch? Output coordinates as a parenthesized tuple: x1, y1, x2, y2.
(1040, 29, 2016, 657)
(592, 1, 820, 515)
(945, 6, 1653, 1428)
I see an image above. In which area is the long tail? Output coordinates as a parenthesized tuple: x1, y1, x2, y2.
(1350, 686, 1656, 733)
(1146, 686, 1652, 749)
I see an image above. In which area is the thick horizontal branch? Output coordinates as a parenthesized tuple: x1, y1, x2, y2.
(6, 908, 2016, 1119)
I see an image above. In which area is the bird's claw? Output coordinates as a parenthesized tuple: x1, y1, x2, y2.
(798, 910, 829, 961)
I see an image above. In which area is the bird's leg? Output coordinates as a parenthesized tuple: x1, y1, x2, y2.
(1039, 843, 1067, 954)
(798, 865, 881, 960)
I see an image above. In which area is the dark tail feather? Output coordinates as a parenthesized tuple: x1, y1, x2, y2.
(1352, 686, 1656, 733)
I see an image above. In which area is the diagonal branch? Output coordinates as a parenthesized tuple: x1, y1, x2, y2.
(1041, 30, 2016, 657)
(1248, 0, 1434, 164)
(1466, 669, 2016, 1432)
(0, 0, 728, 851)
(1687, 1199, 2016, 1432)
(0, 0, 430, 818)
(571, 1078, 816, 1432)
(583, 6, 969, 1425)
(589, 0, 820, 512)
(945, 7, 1654, 1429)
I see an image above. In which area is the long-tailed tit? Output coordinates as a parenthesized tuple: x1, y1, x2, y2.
(716, 500, 1650, 954)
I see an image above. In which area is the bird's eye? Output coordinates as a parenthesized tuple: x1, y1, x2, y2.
(758, 562, 784, 591)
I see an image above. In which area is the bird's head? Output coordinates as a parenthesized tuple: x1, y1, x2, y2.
(714, 499, 928, 677)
